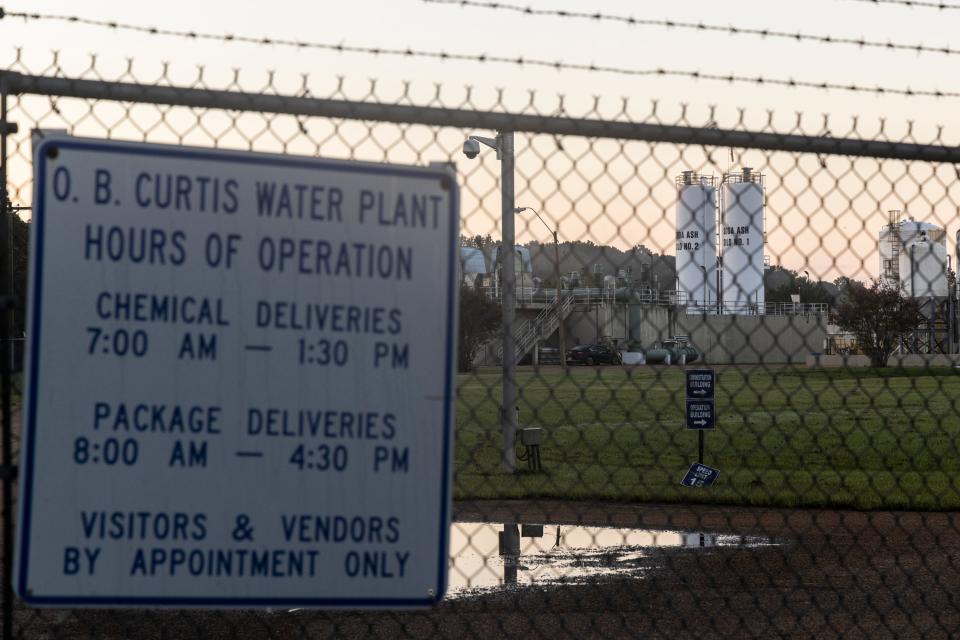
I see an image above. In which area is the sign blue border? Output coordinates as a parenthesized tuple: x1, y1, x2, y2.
(685, 369, 714, 400)
(685, 399, 715, 430)
(16, 138, 459, 608)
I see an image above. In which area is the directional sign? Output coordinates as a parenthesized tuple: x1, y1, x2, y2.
(16, 135, 458, 608)
(680, 463, 721, 488)
(685, 369, 715, 400)
(686, 399, 715, 430)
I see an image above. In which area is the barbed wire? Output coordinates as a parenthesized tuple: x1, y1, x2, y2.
(841, 0, 960, 9)
(423, 0, 960, 57)
(2, 7, 959, 100)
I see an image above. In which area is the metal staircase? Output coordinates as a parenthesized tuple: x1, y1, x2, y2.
(887, 217, 901, 283)
(890, 233, 900, 282)
(497, 294, 574, 365)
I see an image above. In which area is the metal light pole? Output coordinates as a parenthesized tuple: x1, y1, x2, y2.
(464, 131, 517, 472)
(516, 206, 566, 369)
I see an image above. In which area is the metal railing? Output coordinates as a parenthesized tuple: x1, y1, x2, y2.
(498, 294, 575, 364)
(680, 301, 830, 315)
(481, 285, 685, 307)
(762, 301, 829, 316)
(481, 285, 827, 316)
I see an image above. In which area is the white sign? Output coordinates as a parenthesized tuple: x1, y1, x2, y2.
(16, 136, 458, 608)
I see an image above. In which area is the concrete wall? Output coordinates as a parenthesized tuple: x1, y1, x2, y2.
(565, 309, 597, 347)
(477, 304, 827, 366)
(629, 305, 673, 347)
(677, 313, 826, 364)
(600, 305, 629, 344)
(565, 304, 629, 347)
(628, 305, 827, 364)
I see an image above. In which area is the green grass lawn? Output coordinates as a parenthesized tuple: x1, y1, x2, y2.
(455, 366, 960, 510)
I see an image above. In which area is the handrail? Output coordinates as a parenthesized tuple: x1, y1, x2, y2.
(480, 286, 683, 307)
(476, 286, 829, 316)
(682, 301, 829, 315)
(497, 293, 574, 364)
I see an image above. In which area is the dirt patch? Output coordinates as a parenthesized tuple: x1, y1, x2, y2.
(448, 500, 960, 638)
(4, 499, 959, 638)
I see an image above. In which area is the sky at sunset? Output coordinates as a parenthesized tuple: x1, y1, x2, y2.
(5, 0, 960, 280)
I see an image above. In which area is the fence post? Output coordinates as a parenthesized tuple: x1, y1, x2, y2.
(0, 72, 15, 640)
(499, 131, 517, 473)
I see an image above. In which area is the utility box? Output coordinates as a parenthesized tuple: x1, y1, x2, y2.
(520, 427, 544, 446)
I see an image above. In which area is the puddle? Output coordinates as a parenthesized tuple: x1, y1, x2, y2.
(286, 520, 778, 611)
(447, 521, 777, 598)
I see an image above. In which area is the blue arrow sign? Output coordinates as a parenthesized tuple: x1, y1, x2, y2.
(686, 368, 715, 400)
(686, 399, 715, 430)
(681, 462, 720, 488)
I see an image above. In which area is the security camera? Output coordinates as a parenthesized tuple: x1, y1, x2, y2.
(462, 138, 480, 159)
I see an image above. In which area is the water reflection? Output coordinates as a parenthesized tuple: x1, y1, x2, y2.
(448, 521, 775, 597)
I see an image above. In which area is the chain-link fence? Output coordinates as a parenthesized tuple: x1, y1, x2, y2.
(3, 50, 960, 638)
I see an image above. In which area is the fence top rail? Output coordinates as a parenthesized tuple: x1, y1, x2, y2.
(2, 71, 958, 164)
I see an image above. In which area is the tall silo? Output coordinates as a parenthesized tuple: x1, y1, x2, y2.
(956, 229, 960, 298)
(675, 171, 718, 309)
(720, 168, 765, 314)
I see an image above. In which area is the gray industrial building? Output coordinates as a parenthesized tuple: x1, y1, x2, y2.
(476, 287, 826, 366)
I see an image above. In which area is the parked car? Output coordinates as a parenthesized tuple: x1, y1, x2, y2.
(567, 343, 621, 366)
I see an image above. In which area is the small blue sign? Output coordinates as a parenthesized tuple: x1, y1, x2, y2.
(681, 462, 720, 488)
(686, 399, 715, 430)
(686, 369, 715, 400)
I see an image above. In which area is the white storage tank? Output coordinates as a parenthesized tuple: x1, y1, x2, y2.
(899, 239, 948, 298)
(675, 171, 718, 309)
(879, 211, 945, 284)
(956, 228, 960, 298)
(490, 245, 533, 274)
(490, 244, 536, 292)
(458, 247, 489, 287)
(459, 247, 488, 283)
(721, 168, 765, 313)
